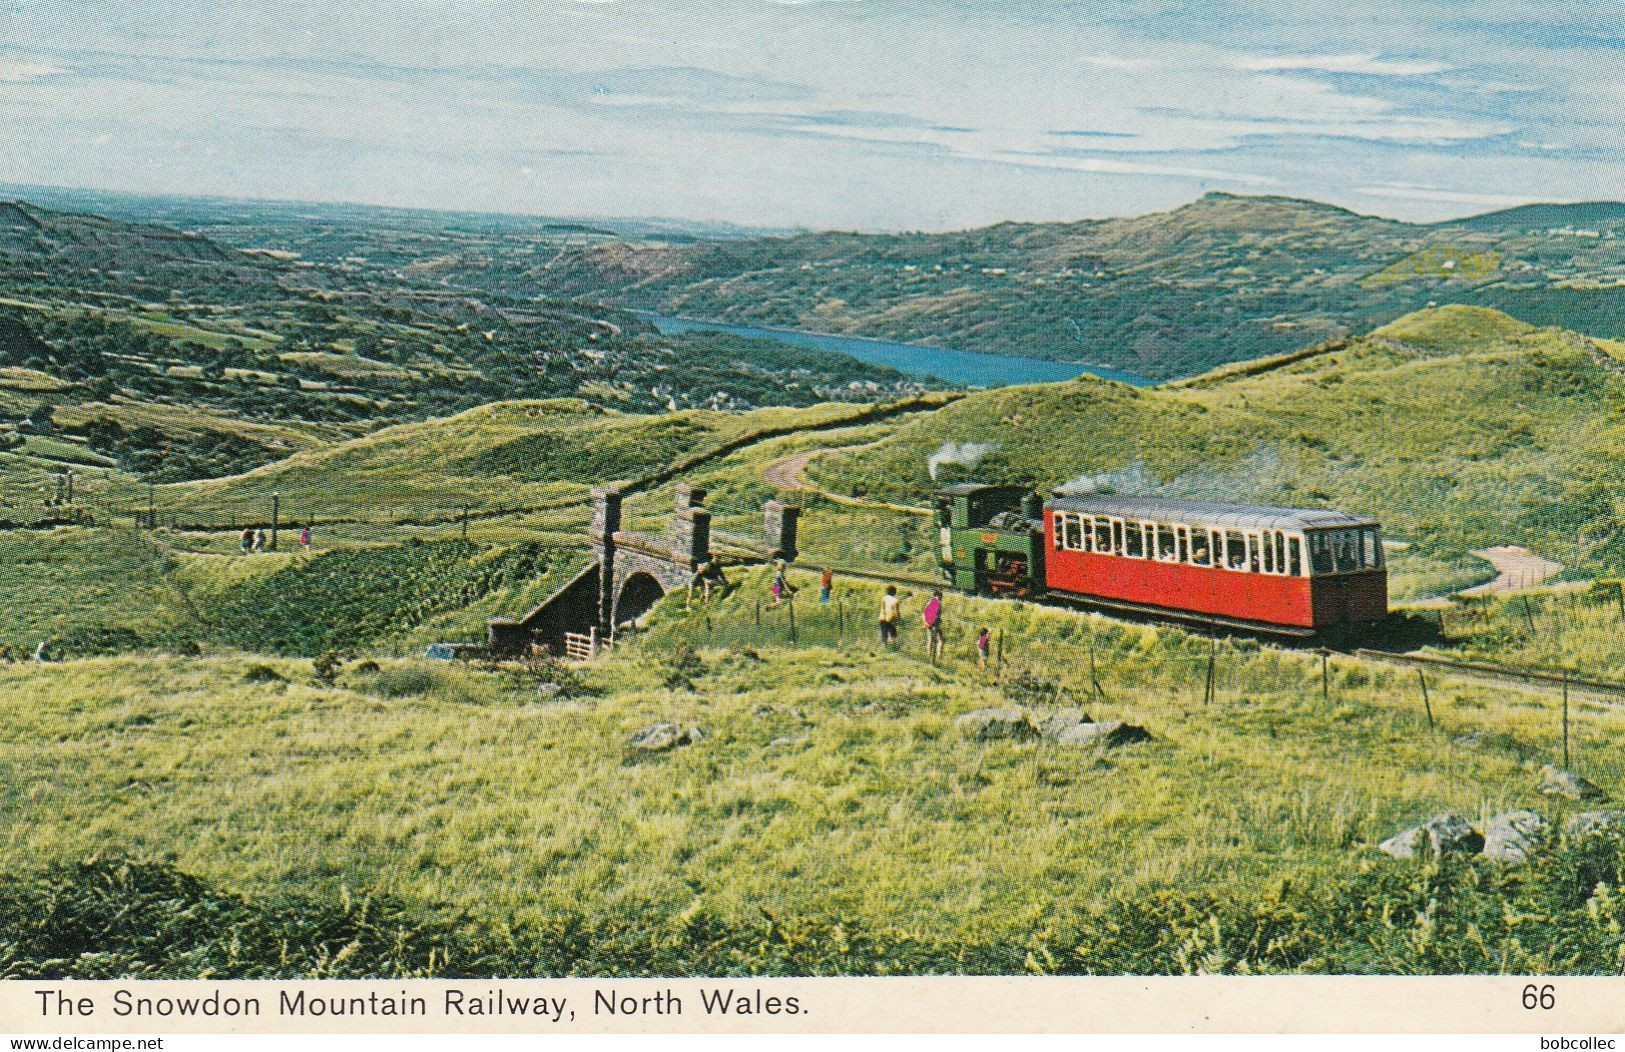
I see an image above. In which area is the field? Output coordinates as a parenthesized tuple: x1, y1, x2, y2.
(8, 569, 1625, 975)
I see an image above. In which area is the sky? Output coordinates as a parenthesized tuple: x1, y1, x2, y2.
(0, 1, 1622, 231)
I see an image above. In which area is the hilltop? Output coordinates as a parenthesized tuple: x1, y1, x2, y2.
(807, 305, 1625, 580)
(536, 191, 1625, 379)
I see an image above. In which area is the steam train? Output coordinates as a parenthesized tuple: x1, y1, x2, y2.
(935, 483, 1387, 636)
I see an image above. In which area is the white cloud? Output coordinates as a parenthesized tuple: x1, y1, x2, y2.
(966, 150, 1278, 187)
(1235, 53, 1449, 76)
(1354, 183, 1533, 207)
(0, 60, 63, 83)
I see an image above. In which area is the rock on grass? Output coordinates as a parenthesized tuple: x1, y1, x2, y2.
(955, 709, 1039, 741)
(1540, 765, 1606, 801)
(1377, 813, 1482, 858)
(1055, 720, 1152, 751)
(1482, 810, 1546, 864)
(628, 722, 705, 752)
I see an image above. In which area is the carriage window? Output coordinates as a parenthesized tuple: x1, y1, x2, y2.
(1092, 518, 1112, 553)
(1225, 531, 1247, 570)
(1155, 522, 1178, 561)
(1053, 515, 1064, 550)
(1124, 521, 1145, 558)
(1175, 525, 1189, 564)
(1287, 535, 1304, 576)
(1309, 533, 1333, 574)
(1362, 528, 1382, 569)
(1064, 514, 1084, 551)
(1260, 531, 1276, 574)
(1190, 527, 1212, 566)
(1334, 530, 1358, 572)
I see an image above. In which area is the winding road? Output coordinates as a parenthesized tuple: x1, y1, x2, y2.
(1460, 545, 1564, 596)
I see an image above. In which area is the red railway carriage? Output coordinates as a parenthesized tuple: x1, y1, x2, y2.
(1043, 493, 1387, 635)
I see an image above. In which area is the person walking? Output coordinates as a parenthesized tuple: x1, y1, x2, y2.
(878, 585, 904, 647)
(239, 527, 254, 555)
(922, 589, 945, 661)
(33, 640, 54, 663)
(251, 527, 265, 552)
(819, 567, 834, 605)
(768, 559, 793, 608)
(299, 525, 312, 552)
(976, 626, 991, 666)
(688, 559, 716, 608)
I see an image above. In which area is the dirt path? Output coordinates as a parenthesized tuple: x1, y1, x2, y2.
(1459, 545, 1564, 596)
(762, 448, 824, 492)
(760, 445, 932, 517)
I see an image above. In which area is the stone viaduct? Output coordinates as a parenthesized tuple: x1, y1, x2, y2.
(487, 483, 799, 656)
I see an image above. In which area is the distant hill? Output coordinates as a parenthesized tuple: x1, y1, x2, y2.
(1450, 201, 1625, 231)
(0, 199, 935, 484)
(0, 200, 254, 277)
(809, 305, 1625, 572)
(536, 192, 1625, 379)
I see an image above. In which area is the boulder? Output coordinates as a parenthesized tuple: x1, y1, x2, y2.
(768, 734, 809, 748)
(955, 708, 1039, 741)
(1037, 708, 1094, 739)
(1540, 764, 1606, 801)
(1377, 812, 1482, 859)
(1482, 810, 1546, 864)
(628, 722, 705, 752)
(1563, 810, 1625, 839)
(1056, 719, 1152, 750)
(1452, 732, 1484, 750)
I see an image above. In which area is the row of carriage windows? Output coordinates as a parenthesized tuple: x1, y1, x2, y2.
(1052, 514, 1382, 576)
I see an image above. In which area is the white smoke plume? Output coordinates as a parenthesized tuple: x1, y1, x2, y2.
(1056, 460, 1151, 495)
(927, 441, 998, 481)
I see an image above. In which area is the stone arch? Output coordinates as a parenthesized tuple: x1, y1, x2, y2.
(614, 570, 667, 629)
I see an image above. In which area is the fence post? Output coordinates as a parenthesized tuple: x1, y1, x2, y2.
(787, 594, 797, 643)
(996, 628, 1005, 668)
(1562, 675, 1571, 769)
(1320, 648, 1330, 703)
(270, 492, 280, 550)
(1417, 668, 1434, 731)
(1088, 640, 1105, 704)
(1203, 638, 1217, 706)
(754, 600, 761, 628)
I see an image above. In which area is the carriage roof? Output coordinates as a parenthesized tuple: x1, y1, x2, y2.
(1048, 492, 1377, 533)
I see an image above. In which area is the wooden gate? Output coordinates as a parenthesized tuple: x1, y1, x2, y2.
(563, 627, 599, 661)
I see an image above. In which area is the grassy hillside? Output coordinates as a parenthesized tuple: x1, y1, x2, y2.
(0, 199, 941, 490)
(6, 575, 1625, 974)
(539, 192, 1625, 379)
(810, 306, 1625, 581)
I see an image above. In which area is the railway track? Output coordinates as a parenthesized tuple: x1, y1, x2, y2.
(706, 532, 1625, 705)
(1352, 648, 1625, 703)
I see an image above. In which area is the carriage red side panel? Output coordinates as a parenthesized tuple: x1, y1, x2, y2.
(1040, 507, 1384, 630)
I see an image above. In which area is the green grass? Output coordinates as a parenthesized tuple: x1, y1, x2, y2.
(0, 527, 191, 654)
(5, 576, 1621, 966)
(811, 306, 1625, 585)
(160, 398, 887, 525)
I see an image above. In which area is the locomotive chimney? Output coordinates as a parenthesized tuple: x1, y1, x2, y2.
(1021, 491, 1042, 520)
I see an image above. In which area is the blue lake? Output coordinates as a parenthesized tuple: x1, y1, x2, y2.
(642, 313, 1153, 388)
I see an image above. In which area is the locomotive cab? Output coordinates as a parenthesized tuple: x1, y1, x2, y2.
(934, 483, 1044, 596)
